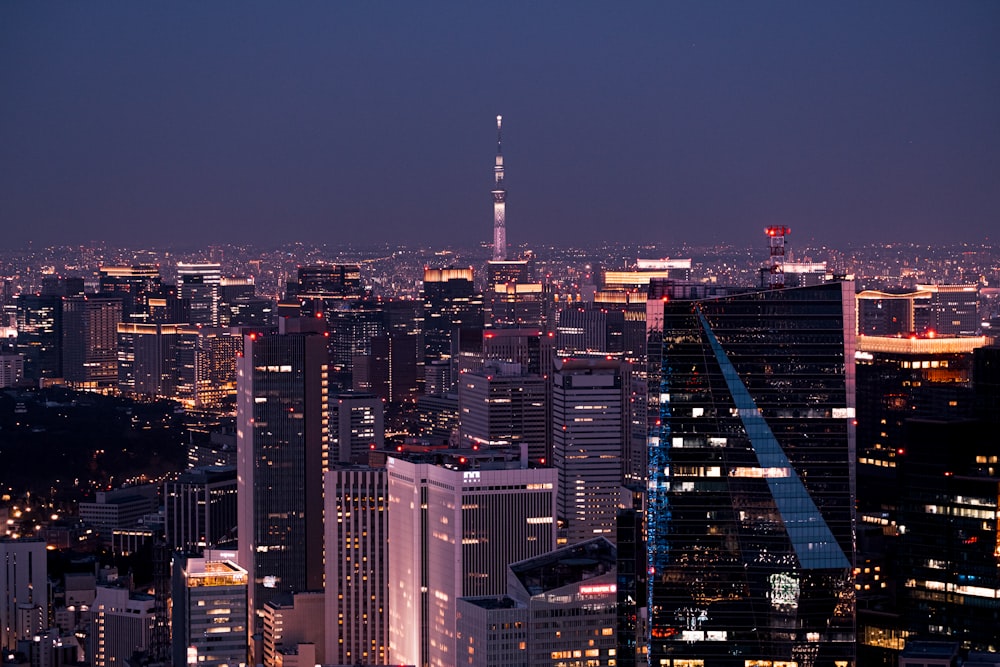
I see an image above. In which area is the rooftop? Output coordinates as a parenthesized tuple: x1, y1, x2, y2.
(510, 537, 616, 596)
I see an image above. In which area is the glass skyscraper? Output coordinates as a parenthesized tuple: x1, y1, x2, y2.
(647, 282, 856, 666)
(237, 322, 328, 618)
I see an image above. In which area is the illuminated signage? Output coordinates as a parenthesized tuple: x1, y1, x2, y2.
(579, 583, 616, 595)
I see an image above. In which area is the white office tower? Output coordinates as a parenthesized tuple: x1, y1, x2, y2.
(88, 586, 154, 667)
(323, 465, 388, 665)
(387, 451, 557, 667)
(1, 539, 48, 651)
(552, 358, 627, 544)
(171, 555, 248, 667)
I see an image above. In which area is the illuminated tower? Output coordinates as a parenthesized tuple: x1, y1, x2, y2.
(492, 115, 506, 261)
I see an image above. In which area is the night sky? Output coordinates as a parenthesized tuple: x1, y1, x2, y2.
(1, 2, 998, 250)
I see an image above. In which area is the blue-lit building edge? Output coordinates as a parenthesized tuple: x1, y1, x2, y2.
(646, 283, 856, 667)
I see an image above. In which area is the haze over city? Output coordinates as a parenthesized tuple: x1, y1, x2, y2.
(2, 2, 998, 250)
(4, 4, 1000, 667)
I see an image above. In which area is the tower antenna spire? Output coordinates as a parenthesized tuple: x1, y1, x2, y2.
(492, 115, 507, 261)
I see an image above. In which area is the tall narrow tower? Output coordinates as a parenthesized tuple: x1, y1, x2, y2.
(765, 225, 790, 289)
(492, 115, 507, 261)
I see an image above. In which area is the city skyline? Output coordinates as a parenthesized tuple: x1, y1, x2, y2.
(2, 2, 998, 250)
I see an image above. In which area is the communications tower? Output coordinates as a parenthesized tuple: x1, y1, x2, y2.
(492, 115, 507, 261)
(765, 225, 790, 288)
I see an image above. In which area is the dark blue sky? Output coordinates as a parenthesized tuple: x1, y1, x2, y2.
(1, 2, 998, 250)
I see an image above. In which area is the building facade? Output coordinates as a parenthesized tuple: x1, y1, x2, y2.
(387, 452, 557, 667)
(648, 282, 857, 665)
(552, 357, 627, 545)
(237, 323, 328, 616)
(171, 555, 249, 667)
(324, 465, 388, 665)
(1, 539, 48, 651)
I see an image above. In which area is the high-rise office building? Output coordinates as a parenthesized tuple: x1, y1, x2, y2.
(225, 296, 274, 327)
(16, 294, 63, 382)
(895, 418, 1000, 651)
(177, 262, 222, 326)
(415, 392, 460, 441)
(171, 554, 249, 667)
(483, 260, 545, 329)
(423, 267, 483, 366)
(98, 265, 162, 322)
(458, 363, 548, 462)
(116, 322, 195, 398)
(855, 335, 985, 524)
(260, 591, 325, 667)
(285, 264, 363, 306)
(40, 277, 84, 298)
(24, 627, 81, 667)
(616, 488, 647, 667)
(78, 485, 159, 536)
(857, 284, 980, 338)
(329, 392, 384, 464)
(237, 321, 329, 616)
(647, 281, 856, 665)
(88, 586, 155, 667)
(352, 332, 420, 404)
(164, 466, 238, 553)
(0, 353, 24, 388)
(485, 282, 546, 329)
(325, 302, 387, 390)
(323, 465, 388, 665)
(220, 277, 255, 309)
(387, 451, 556, 667)
(62, 294, 122, 390)
(555, 306, 626, 357)
(552, 357, 627, 545)
(918, 284, 980, 336)
(1, 539, 48, 651)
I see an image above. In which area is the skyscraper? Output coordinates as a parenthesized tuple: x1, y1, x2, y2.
(324, 302, 387, 390)
(237, 321, 329, 617)
(552, 357, 627, 545)
(171, 554, 249, 667)
(323, 465, 388, 665)
(387, 451, 556, 667)
(458, 363, 548, 462)
(285, 264, 363, 308)
(98, 265, 162, 322)
(88, 585, 155, 667)
(164, 466, 238, 553)
(329, 391, 384, 464)
(647, 281, 856, 665)
(422, 267, 482, 368)
(15, 294, 63, 382)
(177, 262, 222, 326)
(62, 294, 122, 390)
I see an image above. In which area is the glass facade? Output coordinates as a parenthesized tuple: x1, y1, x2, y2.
(648, 282, 856, 666)
(238, 331, 327, 613)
